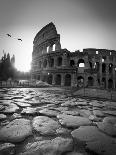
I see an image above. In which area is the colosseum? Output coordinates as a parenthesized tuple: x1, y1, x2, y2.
(31, 22, 116, 89)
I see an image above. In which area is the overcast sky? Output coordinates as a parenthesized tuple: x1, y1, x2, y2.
(0, 0, 116, 71)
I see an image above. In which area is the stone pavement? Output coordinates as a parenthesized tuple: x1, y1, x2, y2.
(0, 87, 116, 155)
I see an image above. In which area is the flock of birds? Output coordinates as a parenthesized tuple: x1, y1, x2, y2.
(6, 33, 22, 41)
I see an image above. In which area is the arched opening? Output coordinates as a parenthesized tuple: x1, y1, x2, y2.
(108, 79, 113, 89)
(88, 76, 94, 86)
(49, 58, 54, 67)
(55, 74, 61, 85)
(39, 61, 41, 68)
(64, 74, 71, 86)
(109, 63, 113, 73)
(102, 77, 106, 88)
(102, 63, 106, 73)
(43, 59, 47, 68)
(89, 62, 92, 69)
(77, 76, 84, 87)
(78, 59, 85, 67)
(52, 44, 55, 51)
(57, 57, 62, 66)
(47, 74, 53, 84)
(47, 46, 49, 53)
(70, 60, 75, 67)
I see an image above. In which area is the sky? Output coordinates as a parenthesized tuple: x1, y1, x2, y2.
(0, 0, 116, 72)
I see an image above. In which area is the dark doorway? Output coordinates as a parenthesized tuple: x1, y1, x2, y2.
(64, 74, 71, 86)
(108, 79, 113, 89)
(88, 76, 94, 86)
(47, 74, 53, 84)
(55, 74, 61, 85)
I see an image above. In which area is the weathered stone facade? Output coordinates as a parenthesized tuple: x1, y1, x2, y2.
(31, 22, 116, 89)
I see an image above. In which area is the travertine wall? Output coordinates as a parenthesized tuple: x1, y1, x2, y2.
(31, 23, 116, 89)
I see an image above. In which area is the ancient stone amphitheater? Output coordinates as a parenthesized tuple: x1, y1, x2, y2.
(31, 22, 116, 89)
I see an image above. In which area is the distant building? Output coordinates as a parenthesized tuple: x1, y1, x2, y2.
(31, 22, 116, 89)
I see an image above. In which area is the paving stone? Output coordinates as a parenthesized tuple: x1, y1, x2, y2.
(103, 116, 116, 124)
(21, 107, 38, 115)
(93, 110, 104, 117)
(39, 108, 59, 117)
(103, 110, 116, 116)
(71, 126, 113, 143)
(75, 101, 88, 106)
(89, 115, 102, 122)
(61, 101, 77, 107)
(0, 143, 15, 155)
(15, 102, 31, 107)
(0, 118, 32, 142)
(57, 114, 91, 128)
(79, 110, 92, 117)
(32, 116, 60, 135)
(61, 110, 79, 116)
(11, 113, 22, 119)
(86, 140, 116, 155)
(0, 114, 7, 120)
(2, 103, 19, 114)
(97, 122, 116, 136)
(89, 100, 104, 108)
(19, 137, 73, 155)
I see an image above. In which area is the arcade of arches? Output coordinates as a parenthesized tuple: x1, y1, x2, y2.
(32, 22, 116, 89)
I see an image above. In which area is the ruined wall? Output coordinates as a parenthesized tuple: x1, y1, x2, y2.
(31, 23, 116, 89)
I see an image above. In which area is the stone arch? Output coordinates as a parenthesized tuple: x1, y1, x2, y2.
(47, 74, 53, 84)
(70, 60, 75, 67)
(102, 77, 106, 88)
(109, 63, 113, 73)
(102, 63, 106, 73)
(108, 79, 113, 89)
(78, 59, 85, 67)
(88, 76, 94, 86)
(57, 57, 62, 66)
(77, 76, 84, 87)
(43, 59, 47, 68)
(64, 74, 71, 86)
(55, 74, 61, 85)
(49, 58, 54, 67)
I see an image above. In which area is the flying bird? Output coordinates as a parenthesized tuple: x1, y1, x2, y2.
(6, 34, 11, 37)
(17, 38, 22, 41)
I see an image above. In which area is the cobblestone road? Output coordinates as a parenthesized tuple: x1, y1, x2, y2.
(0, 87, 116, 155)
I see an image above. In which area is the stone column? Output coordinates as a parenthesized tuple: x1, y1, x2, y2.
(71, 73, 76, 87)
(61, 74, 65, 86)
(106, 63, 109, 89)
(52, 74, 55, 85)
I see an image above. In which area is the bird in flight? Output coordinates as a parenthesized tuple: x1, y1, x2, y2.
(17, 38, 22, 41)
(6, 34, 11, 37)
